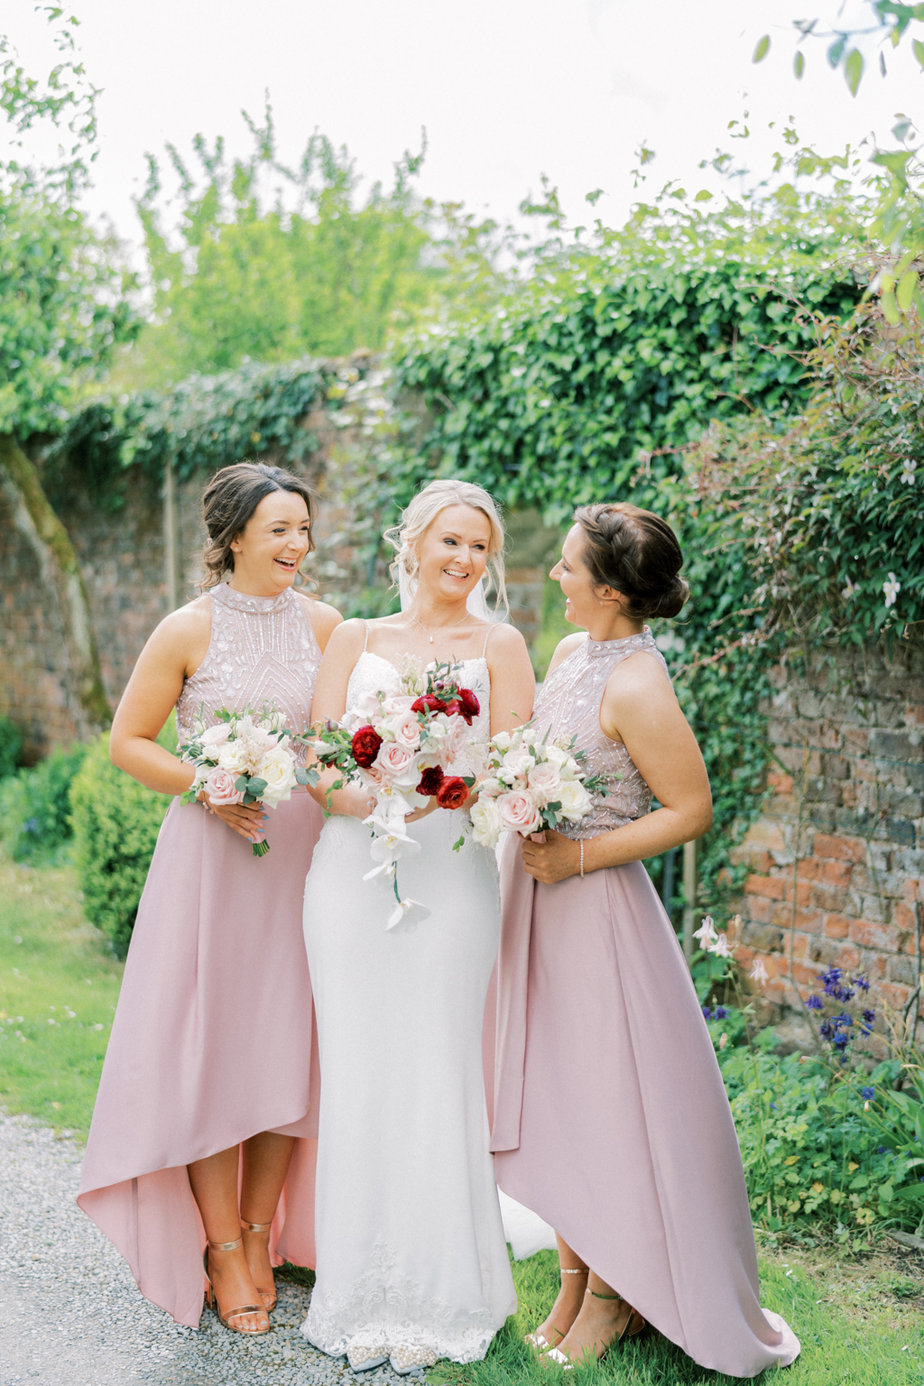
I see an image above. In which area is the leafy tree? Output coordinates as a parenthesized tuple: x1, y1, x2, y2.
(121, 104, 508, 389)
(754, 0, 924, 321)
(0, 6, 138, 732)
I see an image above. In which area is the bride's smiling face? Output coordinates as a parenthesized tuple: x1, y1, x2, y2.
(414, 504, 492, 602)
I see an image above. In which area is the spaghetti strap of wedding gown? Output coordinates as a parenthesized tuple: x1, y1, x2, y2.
(301, 651, 516, 1368)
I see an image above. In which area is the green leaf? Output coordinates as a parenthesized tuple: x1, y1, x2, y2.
(913, 37, 924, 68)
(753, 34, 770, 63)
(844, 47, 864, 95)
(896, 269, 918, 311)
(793, 50, 805, 79)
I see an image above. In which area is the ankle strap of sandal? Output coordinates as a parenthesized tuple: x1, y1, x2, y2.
(240, 1219, 272, 1233)
(560, 1266, 589, 1276)
(207, 1236, 243, 1252)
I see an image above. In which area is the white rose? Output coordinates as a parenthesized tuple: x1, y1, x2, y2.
(470, 796, 504, 848)
(497, 750, 536, 786)
(389, 711, 423, 753)
(216, 738, 253, 775)
(199, 722, 233, 748)
(257, 747, 298, 808)
(557, 778, 593, 820)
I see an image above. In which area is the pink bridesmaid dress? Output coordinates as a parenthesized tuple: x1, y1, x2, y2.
(491, 629, 800, 1379)
(78, 583, 323, 1327)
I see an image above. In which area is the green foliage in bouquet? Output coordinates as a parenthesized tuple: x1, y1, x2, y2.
(70, 724, 175, 957)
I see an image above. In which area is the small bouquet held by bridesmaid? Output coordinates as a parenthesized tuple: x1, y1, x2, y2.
(468, 725, 604, 847)
(310, 661, 481, 927)
(179, 706, 309, 856)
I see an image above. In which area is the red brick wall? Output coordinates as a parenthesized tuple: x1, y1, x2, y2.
(730, 638, 924, 1054)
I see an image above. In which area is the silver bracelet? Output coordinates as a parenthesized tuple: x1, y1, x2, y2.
(579, 840, 585, 878)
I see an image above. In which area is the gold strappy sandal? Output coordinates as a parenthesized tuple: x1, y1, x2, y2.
(203, 1236, 270, 1335)
(240, 1218, 277, 1312)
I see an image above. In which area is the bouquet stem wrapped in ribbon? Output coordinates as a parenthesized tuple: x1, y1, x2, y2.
(179, 706, 309, 856)
(310, 661, 480, 927)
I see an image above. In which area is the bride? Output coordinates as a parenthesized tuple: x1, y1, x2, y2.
(300, 479, 534, 1375)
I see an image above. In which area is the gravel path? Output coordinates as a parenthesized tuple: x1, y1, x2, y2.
(0, 1112, 414, 1386)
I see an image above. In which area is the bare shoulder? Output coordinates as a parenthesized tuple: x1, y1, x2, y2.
(545, 631, 585, 677)
(485, 621, 529, 659)
(321, 615, 367, 657)
(607, 648, 676, 702)
(294, 591, 343, 651)
(148, 595, 210, 652)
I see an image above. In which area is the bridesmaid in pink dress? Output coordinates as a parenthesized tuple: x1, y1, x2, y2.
(492, 503, 800, 1377)
(78, 463, 341, 1333)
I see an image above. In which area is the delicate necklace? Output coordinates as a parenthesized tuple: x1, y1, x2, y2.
(408, 611, 469, 645)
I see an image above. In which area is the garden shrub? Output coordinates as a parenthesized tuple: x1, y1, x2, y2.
(0, 715, 23, 780)
(70, 725, 174, 958)
(0, 742, 90, 863)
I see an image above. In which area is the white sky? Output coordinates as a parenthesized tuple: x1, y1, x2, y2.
(3, 0, 923, 246)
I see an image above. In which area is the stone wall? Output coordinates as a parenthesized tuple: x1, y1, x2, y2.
(730, 637, 924, 1055)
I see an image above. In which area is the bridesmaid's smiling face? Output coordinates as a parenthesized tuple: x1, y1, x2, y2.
(414, 503, 491, 603)
(229, 489, 312, 596)
(550, 524, 600, 628)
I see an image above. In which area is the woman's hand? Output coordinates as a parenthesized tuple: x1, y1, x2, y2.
(520, 828, 582, 883)
(198, 793, 267, 844)
(405, 798, 438, 824)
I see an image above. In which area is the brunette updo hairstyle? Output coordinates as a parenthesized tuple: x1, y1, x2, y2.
(199, 462, 317, 589)
(573, 502, 689, 621)
(384, 477, 509, 615)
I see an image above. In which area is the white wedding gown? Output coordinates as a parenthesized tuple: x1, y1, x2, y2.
(301, 651, 517, 1368)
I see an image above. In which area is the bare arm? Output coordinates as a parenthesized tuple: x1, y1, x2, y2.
(306, 618, 375, 818)
(109, 601, 266, 842)
(521, 651, 712, 883)
(487, 623, 535, 735)
(109, 605, 207, 796)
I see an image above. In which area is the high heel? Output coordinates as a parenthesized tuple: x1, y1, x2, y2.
(541, 1287, 645, 1370)
(240, 1218, 277, 1312)
(525, 1266, 589, 1352)
(203, 1236, 270, 1335)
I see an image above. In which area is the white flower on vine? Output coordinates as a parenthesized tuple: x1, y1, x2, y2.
(841, 579, 858, 601)
(693, 915, 718, 947)
(710, 934, 733, 959)
(750, 957, 769, 985)
(900, 459, 917, 485)
(883, 572, 901, 609)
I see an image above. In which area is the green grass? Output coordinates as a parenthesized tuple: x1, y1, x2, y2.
(2, 848, 922, 1382)
(432, 1246, 924, 1385)
(0, 849, 123, 1136)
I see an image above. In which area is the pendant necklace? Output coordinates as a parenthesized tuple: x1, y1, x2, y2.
(408, 611, 469, 645)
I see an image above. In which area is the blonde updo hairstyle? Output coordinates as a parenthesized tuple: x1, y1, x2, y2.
(199, 461, 317, 589)
(573, 502, 689, 621)
(385, 478, 509, 616)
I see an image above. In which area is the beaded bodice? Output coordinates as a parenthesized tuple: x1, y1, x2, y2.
(533, 628, 670, 838)
(176, 584, 321, 762)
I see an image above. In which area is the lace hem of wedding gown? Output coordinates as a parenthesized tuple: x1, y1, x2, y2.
(301, 1236, 501, 1365)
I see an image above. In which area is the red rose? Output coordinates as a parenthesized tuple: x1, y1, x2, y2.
(416, 765, 445, 796)
(443, 697, 463, 718)
(457, 687, 480, 724)
(351, 725, 383, 768)
(411, 693, 443, 715)
(436, 775, 470, 810)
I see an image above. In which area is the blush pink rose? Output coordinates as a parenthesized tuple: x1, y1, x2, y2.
(526, 761, 562, 806)
(374, 741, 419, 786)
(496, 790, 543, 836)
(203, 766, 244, 807)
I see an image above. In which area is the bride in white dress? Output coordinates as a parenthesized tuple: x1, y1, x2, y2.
(301, 479, 535, 1375)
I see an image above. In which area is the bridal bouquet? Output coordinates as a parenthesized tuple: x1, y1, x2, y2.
(179, 706, 309, 856)
(468, 725, 604, 848)
(310, 661, 481, 927)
